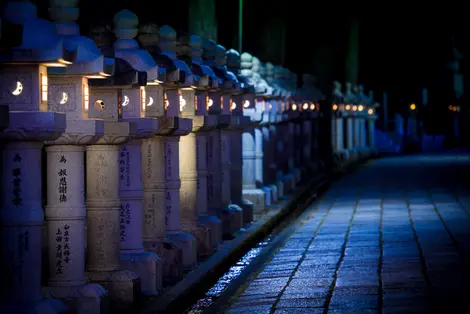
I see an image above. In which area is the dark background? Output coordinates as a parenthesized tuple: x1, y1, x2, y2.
(3, 0, 468, 132)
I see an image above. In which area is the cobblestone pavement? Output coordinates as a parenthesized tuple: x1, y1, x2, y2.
(225, 154, 470, 314)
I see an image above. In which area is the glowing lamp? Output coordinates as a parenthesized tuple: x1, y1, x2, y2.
(231, 100, 236, 111)
(243, 100, 250, 108)
(12, 81, 23, 96)
(140, 87, 146, 111)
(303, 103, 309, 110)
(83, 85, 89, 111)
(164, 93, 169, 110)
(448, 105, 453, 110)
(292, 104, 297, 111)
(345, 105, 351, 111)
(41, 74, 48, 103)
(368, 108, 374, 115)
(179, 94, 186, 112)
(410, 104, 416, 110)
(310, 104, 315, 110)
(207, 97, 213, 110)
(352, 105, 357, 111)
(332, 104, 338, 111)
(358, 105, 363, 111)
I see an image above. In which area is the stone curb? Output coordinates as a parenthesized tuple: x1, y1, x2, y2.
(141, 159, 369, 314)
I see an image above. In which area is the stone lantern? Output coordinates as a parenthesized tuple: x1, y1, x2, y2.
(240, 54, 267, 217)
(0, 1, 68, 313)
(108, 9, 165, 296)
(176, 33, 221, 255)
(86, 19, 142, 312)
(139, 23, 197, 274)
(202, 40, 244, 238)
(344, 82, 357, 161)
(227, 49, 254, 224)
(42, 0, 117, 311)
(366, 90, 379, 155)
(331, 80, 342, 163)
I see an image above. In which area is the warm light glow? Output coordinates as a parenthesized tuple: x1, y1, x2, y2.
(303, 103, 309, 110)
(332, 104, 338, 111)
(140, 87, 146, 111)
(179, 94, 186, 112)
(410, 103, 416, 110)
(122, 95, 129, 107)
(352, 105, 357, 111)
(310, 104, 315, 110)
(207, 98, 213, 109)
(368, 108, 374, 115)
(164, 93, 169, 110)
(358, 105, 364, 111)
(12, 81, 23, 96)
(231, 101, 237, 110)
(147, 96, 154, 107)
(220, 96, 224, 109)
(345, 105, 351, 111)
(268, 103, 273, 110)
(282, 103, 285, 111)
(83, 85, 89, 111)
(194, 96, 198, 110)
(60, 92, 68, 104)
(41, 74, 48, 102)
(448, 105, 453, 110)
(292, 104, 297, 111)
(243, 100, 250, 108)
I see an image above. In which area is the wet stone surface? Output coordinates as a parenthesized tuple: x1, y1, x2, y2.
(225, 154, 470, 313)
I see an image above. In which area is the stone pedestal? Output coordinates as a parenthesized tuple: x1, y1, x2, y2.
(232, 116, 254, 223)
(346, 117, 356, 159)
(44, 145, 108, 314)
(284, 121, 296, 192)
(1, 142, 68, 314)
(142, 136, 183, 284)
(180, 128, 211, 258)
(119, 140, 162, 295)
(242, 128, 265, 216)
(220, 126, 244, 237)
(196, 120, 222, 251)
(254, 127, 272, 207)
(86, 144, 140, 311)
(368, 118, 377, 151)
(266, 122, 279, 203)
(165, 136, 197, 270)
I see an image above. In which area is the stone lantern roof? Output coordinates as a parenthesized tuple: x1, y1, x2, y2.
(47, 0, 114, 77)
(0, 1, 71, 65)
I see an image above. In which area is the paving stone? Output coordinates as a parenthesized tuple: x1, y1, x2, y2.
(274, 308, 324, 314)
(275, 298, 326, 308)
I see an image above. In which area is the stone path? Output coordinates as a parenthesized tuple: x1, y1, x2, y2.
(224, 154, 470, 313)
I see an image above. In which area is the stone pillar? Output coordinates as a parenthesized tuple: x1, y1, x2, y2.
(266, 101, 279, 202)
(45, 146, 107, 312)
(242, 124, 266, 215)
(119, 140, 162, 295)
(368, 118, 376, 149)
(85, 143, 140, 310)
(253, 99, 273, 207)
(142, 135, 183, 283)
(165, 134, 197, 270)
(346, 116, 354, 156)
(1, 142, 67, 314)
(196, 119, 222, 250)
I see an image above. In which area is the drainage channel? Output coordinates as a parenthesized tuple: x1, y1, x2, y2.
(182, 181, 331, 314)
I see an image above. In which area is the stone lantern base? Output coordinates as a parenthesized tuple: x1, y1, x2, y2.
(43, 284, 108, 314)
(120, 251, 163, 295)
(189, 224, 212, 257)
(145, 241, 183, 286)
(199, 215, 222, 252)
(242, 188, 266, 218)
(222, 204, 244, 239)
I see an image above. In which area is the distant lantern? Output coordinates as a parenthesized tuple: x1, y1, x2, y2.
(358, 105, 364, 111)
(368, 108, 374, 115)
(303, 103, 308, 110)
(310, 104, 315, 110)
(345, 105, 351, 111)
(352, 105, 357, 111)
(410, 103, 416, 110)
(332, 104, 338, 111)
(292, 104, 297, 111)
